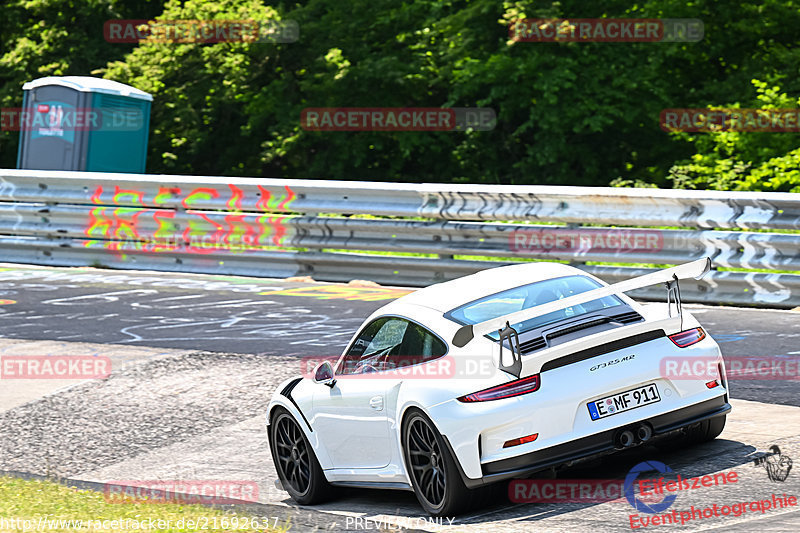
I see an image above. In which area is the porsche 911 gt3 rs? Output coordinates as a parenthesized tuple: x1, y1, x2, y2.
(266, 258, 730, 516)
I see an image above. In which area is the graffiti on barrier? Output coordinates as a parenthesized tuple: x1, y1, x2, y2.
(84, 184, 296, 256)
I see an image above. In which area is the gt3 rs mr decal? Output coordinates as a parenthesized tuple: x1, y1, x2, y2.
(590, 353, 636, 372)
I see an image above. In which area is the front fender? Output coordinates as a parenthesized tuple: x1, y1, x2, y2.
(266, 377, 335, 470)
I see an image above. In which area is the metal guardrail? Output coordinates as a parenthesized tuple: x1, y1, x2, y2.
(1, 169, 799, 307)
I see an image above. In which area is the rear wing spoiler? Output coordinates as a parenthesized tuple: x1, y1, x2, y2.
(451, 257, 711, 350)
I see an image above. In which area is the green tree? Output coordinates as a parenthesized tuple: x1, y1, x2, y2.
(3, 0, 800, 188)
(667, 80, 800, 192)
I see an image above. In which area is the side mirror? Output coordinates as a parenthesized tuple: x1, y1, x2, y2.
(313, 360, 336, 388)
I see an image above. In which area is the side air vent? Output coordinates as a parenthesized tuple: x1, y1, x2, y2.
(280, 377, 303, 397)
(611, 311, 644, 324)
(279, 377, 313, 432)
(545, 317, 610, 342)
(518, 337, 547, 354)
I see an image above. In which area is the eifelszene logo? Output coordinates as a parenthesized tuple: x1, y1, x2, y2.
(625, 461, 677, 513)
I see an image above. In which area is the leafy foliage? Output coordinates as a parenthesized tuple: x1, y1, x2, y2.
(667, 80, 800, 192)
(2, 0, 799, 190)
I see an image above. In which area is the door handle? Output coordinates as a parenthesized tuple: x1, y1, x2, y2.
(369, 396, 384, 411)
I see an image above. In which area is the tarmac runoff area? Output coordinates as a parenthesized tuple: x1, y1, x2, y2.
(0, 338, 798, 532)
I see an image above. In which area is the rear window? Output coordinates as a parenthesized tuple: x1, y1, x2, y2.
(446, 275, 623, 340)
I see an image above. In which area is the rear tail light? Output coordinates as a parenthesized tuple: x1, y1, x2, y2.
(669, 327, 706, 348)
(705, 380, 719, 389)
(503, 433, 538, 448)
(457, 374, 540, 403)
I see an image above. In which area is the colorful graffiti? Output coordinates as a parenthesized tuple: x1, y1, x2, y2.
(262, 285, 413, 302)
(83, 184, 296, 256)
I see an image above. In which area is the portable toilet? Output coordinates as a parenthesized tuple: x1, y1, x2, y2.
(16, 76, 152, 173)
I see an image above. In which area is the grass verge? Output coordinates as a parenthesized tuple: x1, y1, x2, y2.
(0, 476, 286, 532)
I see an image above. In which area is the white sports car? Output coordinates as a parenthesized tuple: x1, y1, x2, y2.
(267, 258, 730, 516)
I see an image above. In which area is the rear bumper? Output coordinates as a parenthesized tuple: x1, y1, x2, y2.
(449, 395, 730, 489)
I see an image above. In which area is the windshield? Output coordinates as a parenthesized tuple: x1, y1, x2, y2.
(446, 275, 624, 340)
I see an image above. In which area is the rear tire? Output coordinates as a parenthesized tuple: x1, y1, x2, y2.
(269, 407, 333, 505)
(402, 410, 475, 516)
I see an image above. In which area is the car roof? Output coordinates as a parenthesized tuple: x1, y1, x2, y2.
(390, 262, 591, 313)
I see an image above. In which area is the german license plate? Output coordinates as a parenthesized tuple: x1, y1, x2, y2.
(587, 383, 660, 421)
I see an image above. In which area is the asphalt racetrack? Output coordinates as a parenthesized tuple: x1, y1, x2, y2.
(0, 263, 798, 532)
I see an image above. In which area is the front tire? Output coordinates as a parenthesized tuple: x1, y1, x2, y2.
(269, 407, 332, 505)
(402, 410, 475, 516)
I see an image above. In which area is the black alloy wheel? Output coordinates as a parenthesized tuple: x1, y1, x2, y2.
(269, 408, 332, 505)
(403, 410, 475, 516)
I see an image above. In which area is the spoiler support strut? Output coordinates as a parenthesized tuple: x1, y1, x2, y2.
(665, 274, 684, 331)
(498, 322, 522, 378)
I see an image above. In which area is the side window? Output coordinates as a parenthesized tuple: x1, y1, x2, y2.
(386, 322, 447, 371)
(339, 317, 447, 375)
(339, 317, 408, 375)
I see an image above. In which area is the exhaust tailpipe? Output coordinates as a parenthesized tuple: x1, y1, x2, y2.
(615, 429, 635, 448)
(637, 424, 653, 443)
